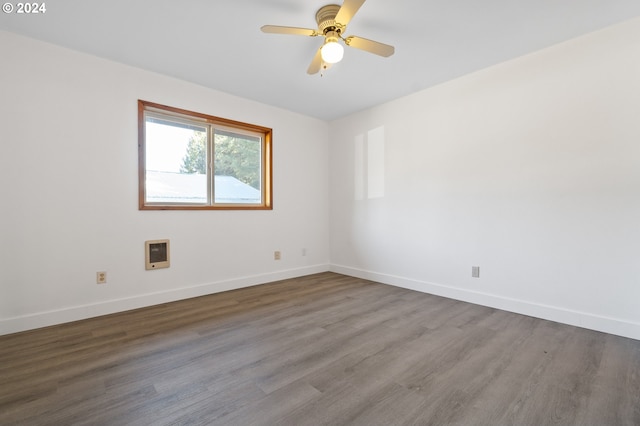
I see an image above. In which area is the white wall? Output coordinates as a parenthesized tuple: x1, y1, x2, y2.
(329, 18, 640, 340)
(0, 31, 330, 334)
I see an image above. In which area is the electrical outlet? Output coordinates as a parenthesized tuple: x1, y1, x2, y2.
(472, 266, 480, 278)
(97, 271, 107, 284)
(274, 251, 281, 260)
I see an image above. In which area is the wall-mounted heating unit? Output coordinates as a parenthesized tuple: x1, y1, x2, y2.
(145, 239, 170, 270)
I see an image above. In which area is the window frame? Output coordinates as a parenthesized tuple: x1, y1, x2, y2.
(138, 100, 273, 210)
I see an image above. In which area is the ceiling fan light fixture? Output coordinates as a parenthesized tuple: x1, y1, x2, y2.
(321, 35, 344, 64)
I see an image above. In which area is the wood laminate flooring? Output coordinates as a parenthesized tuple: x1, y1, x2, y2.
(1, 272, 639, 425)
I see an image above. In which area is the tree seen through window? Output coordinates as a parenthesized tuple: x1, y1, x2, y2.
(180, 131, 261, 190)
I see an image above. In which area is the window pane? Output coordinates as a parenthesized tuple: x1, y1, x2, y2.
(145, 118, 208, 204)
(214, 131, 262, 204)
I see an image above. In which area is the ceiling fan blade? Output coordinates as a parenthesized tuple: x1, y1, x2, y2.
(344, 36, 395, 57)
(307, 48, 323, 75)
(335, 0, 366, 26)
(261, 25, 318, 37)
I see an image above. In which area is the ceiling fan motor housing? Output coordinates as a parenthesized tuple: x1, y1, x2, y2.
(316, 4, 344, 35)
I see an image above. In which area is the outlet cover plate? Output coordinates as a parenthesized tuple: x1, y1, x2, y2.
(472, 266, 480, 278)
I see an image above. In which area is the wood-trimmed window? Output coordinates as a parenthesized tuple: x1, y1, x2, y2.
(138, 100, 272, 210)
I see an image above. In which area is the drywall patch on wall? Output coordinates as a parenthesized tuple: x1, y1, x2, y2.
(354, 134, 365, 201)
(367, 126, 385, 199)
(352, 127, 386, 201)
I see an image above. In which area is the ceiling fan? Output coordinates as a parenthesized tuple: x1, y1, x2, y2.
(261, 0, 395, 75)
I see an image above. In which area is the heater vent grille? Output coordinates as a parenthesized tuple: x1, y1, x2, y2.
(145, 239, 170, 270)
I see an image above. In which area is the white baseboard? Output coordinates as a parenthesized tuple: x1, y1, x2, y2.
(330, 264, 640, 341)
(6, 264, 638, 341)
(0, 264, 330, 336)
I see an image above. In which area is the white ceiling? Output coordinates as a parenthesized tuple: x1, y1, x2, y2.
(2, 0, 640, 120)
